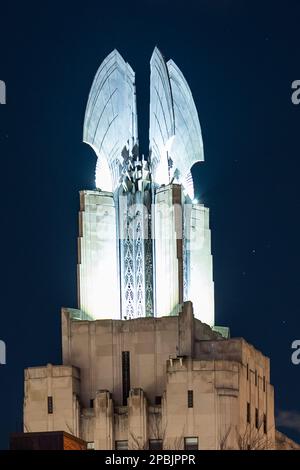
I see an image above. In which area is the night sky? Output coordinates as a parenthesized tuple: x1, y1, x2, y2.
(0, 0, 300, 449)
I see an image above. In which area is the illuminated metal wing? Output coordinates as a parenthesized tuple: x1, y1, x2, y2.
(166, 59, 204, 197)
(83, 49, 138, 191)
(149, 47, 175, 185)
(149, 48, 204, 197)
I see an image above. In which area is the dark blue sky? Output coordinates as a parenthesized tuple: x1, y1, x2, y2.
(0, 0, 300, 449)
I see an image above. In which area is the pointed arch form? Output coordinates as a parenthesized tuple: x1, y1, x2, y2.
(83, 48, 204, 198)
(149, 47, 175, 185)
(166, 59, 204, 185)
(149, 48, 204, 197)
(83, 49, 138, 191)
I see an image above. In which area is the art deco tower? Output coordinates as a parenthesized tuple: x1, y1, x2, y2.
(78, 48, 214, 325)
(21, 49, 282, 451)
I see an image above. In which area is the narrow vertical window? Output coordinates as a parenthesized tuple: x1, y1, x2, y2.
(155, 396, 162, 405)
(47, 396, 53, 414)
(246, 363, 249, 380)
(122, 351, 130, 406)
(90, 399, 94, 408)
(255, 370, 258, 386)
(263, 414, 267, 434)
(255, 408, 259, 429)
(247, 402, 251, 423)
(263, 376, 266, 392)
(188, 390, 193, 408)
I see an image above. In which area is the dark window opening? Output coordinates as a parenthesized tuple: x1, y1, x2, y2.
(188, 390, 193, 408)
(263, 376, 266, 392)
(246, 363, 249, 380)
(255, 408, 259, 429)
(247, 402, 251, 423)
(149, 439, 163, 450)
(255, 370, 258, 386)
(47, 396, 53, 414)
(122, 351, 130, 406)
(90, 399, 94, 408)
(263, 414, 267, 434)
(184, 437, 198, 450)
(155, 396, 162, 405)
(115, 440, 128, 450)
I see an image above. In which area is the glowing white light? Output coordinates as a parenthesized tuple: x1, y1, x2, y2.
(154, 187, 182, 317)
(165, 135, 175, 154)
(188, 205, 214, 326)
(154, 151, 169, 185)
(79, 49, 216, 325)
(78, 191, 119, 320)
(95, 156, 113, 192)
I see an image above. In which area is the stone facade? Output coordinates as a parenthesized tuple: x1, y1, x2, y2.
(23, 302, 277, 450)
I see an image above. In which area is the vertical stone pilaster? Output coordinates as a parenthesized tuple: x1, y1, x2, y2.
(179, 301, 194, 357)
(61, 308, 71, 365)
(72, 393, 80, 437)
(94, 390, 114, 450)
(46, 364, 54, 432)
(128, 388, 148, 449)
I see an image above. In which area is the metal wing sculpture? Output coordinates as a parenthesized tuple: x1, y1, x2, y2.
(149, 47, 204, 199)
(149, 47, 175, 186)
(83, 48, 204, 199)
(83, 49, 138, 192)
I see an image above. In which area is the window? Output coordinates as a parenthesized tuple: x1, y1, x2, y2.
(263, 414, 267, 434)
(149, 439, 163, 450)
(255, 408, 259, 429)
(184, 437, 198, 450)
(90, 399, 94, 408)
(247, 402, 251, 423)
(122, 351, 130, 406)
(115, 440, 128, 450)
(188, 390, 193, 408)
(263, 376, 266, 392)
(246, 363, 249, 381)
(155, 396, 162, 405)
(87, 442, 95, 450)
(47, 396, 53, 414)
(255, 370, 258, 386)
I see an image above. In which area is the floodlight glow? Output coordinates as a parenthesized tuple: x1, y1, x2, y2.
(79, 49, 215, 326)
